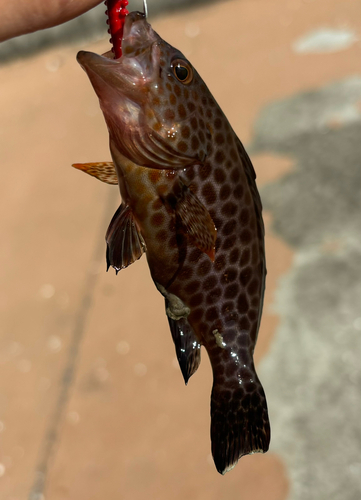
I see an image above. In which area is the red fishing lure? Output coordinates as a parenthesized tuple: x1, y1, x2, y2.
(105, 0, 129, 58)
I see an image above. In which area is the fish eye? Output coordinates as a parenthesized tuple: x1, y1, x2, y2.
(171, 59, 193, 84)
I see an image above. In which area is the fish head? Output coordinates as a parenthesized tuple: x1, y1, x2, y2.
(77, 11, 210, 169)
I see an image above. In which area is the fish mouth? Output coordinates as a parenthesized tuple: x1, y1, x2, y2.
(77, 11, 159, 104)
(77, 11, 198, 169)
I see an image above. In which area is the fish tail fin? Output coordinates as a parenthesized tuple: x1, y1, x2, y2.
(210, 371, 270, 475)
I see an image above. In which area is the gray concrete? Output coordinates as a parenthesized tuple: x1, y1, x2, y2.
(254, 77, 361, 500)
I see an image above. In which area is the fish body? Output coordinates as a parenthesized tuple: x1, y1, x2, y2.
(75, 11, 270, 474)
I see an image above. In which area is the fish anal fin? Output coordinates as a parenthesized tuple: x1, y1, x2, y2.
(72, 162, 118, 185)
(175, 185, 217, 262)
(106, 204, 146, 273)
(166, 309, 201, 384)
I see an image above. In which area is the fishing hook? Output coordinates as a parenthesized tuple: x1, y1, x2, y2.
(143, 0, 148, 19)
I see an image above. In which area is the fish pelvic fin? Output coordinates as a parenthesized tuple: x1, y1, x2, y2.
(211, 372, 270, 475)
(106, 204, 146, 273)
(172, 183, 216, 261)
(72, 162, 118, 185)
(166, 311, 201, 385)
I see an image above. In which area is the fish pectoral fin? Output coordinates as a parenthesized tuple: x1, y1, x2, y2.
(175, 185, 217, 261)
(106, 204, 146, 273)
(166, 302, 201, 385)
(72, 162, 118, 185)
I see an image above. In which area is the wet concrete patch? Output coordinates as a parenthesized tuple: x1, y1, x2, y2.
(292, 28, 359, 54)
(253, 77, 361, 500)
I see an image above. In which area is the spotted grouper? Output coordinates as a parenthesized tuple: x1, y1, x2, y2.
(74, 10, 270, 474)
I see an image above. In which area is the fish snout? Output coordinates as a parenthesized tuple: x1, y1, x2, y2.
(121, 11, 157, 57)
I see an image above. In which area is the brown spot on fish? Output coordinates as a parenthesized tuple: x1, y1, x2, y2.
(197, 259, 211, 277)
(237, 293, 249, 314)
(169, 93, 177, 105)
(206, 287, 222, 304)
(177, 141, 188, 153)
(152, 198, 163, 211)
(248, 278, 260, 296)
(155, 228, 168, 241)
(231, 168, 241, 183)
(215, 133, 225, 145)
(192, 90, 199, 101)
(189, 293, 204, 308)
(214, 254, 227, 271)
(185, 166, 195, 181)
(189, 248, 202, 263)
(206, 307, 218, 322)
(198, 130, 206, 143)
(184, 280, 201, 294)
(150, 212, 165, 227)
(202, 183, 217, 205)
(220, 267, 237, 284)
(214, 168, 226, 184)
(181, 126, 191, 139)
(240, 266, 252, 286)
(191, 135, 200, 151)
(234, 185, 244, 200)
(165, 108, 175, 120)
(240, 316, 251, 330)
(204, 275, 218, 291)
(248, 309, 258, 321)
(215, 150, 225, 163)
(240, 248, 251, 266)
(190, 116, 198, 129)
(222, 220, 236, 236)
(197, 165, 210, 182)
(148, 170, 161, 184)
(214, 118, 222, 129)
(224, 283, 239, 299)
(221, 201, 238, 217)
(244, 191, 252, 206)
(240, 207, 250, 225)
(190, 307, 203, 323)
(241, 229, 252, 244)
(219, 184, 231, 201)
(222, 235, 237, 251)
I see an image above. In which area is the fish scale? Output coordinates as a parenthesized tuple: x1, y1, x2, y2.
(74, 10, 270, 474)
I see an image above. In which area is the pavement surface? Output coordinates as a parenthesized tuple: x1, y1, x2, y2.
(0, 0, 360, 499)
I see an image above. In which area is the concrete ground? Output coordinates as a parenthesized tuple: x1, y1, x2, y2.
(0, 0, 360, 499)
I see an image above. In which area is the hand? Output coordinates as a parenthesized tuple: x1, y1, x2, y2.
(0, 0, 103, 42)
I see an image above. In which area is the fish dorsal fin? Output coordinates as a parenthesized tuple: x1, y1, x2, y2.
(167, 311, 201, 385)
(72, 162, 118, 185)
(106, 204, 146, 273)
(175, 184, 217, 261)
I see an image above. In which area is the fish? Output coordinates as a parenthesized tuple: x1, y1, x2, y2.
(74, 10, 270, 474)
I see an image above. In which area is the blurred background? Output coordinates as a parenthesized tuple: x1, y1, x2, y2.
(0, 0, 360, 499)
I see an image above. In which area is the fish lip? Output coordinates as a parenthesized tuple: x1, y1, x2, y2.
(76, 12, 158, 101)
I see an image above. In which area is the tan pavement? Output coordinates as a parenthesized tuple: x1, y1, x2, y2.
(1, 0, 360, 498)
